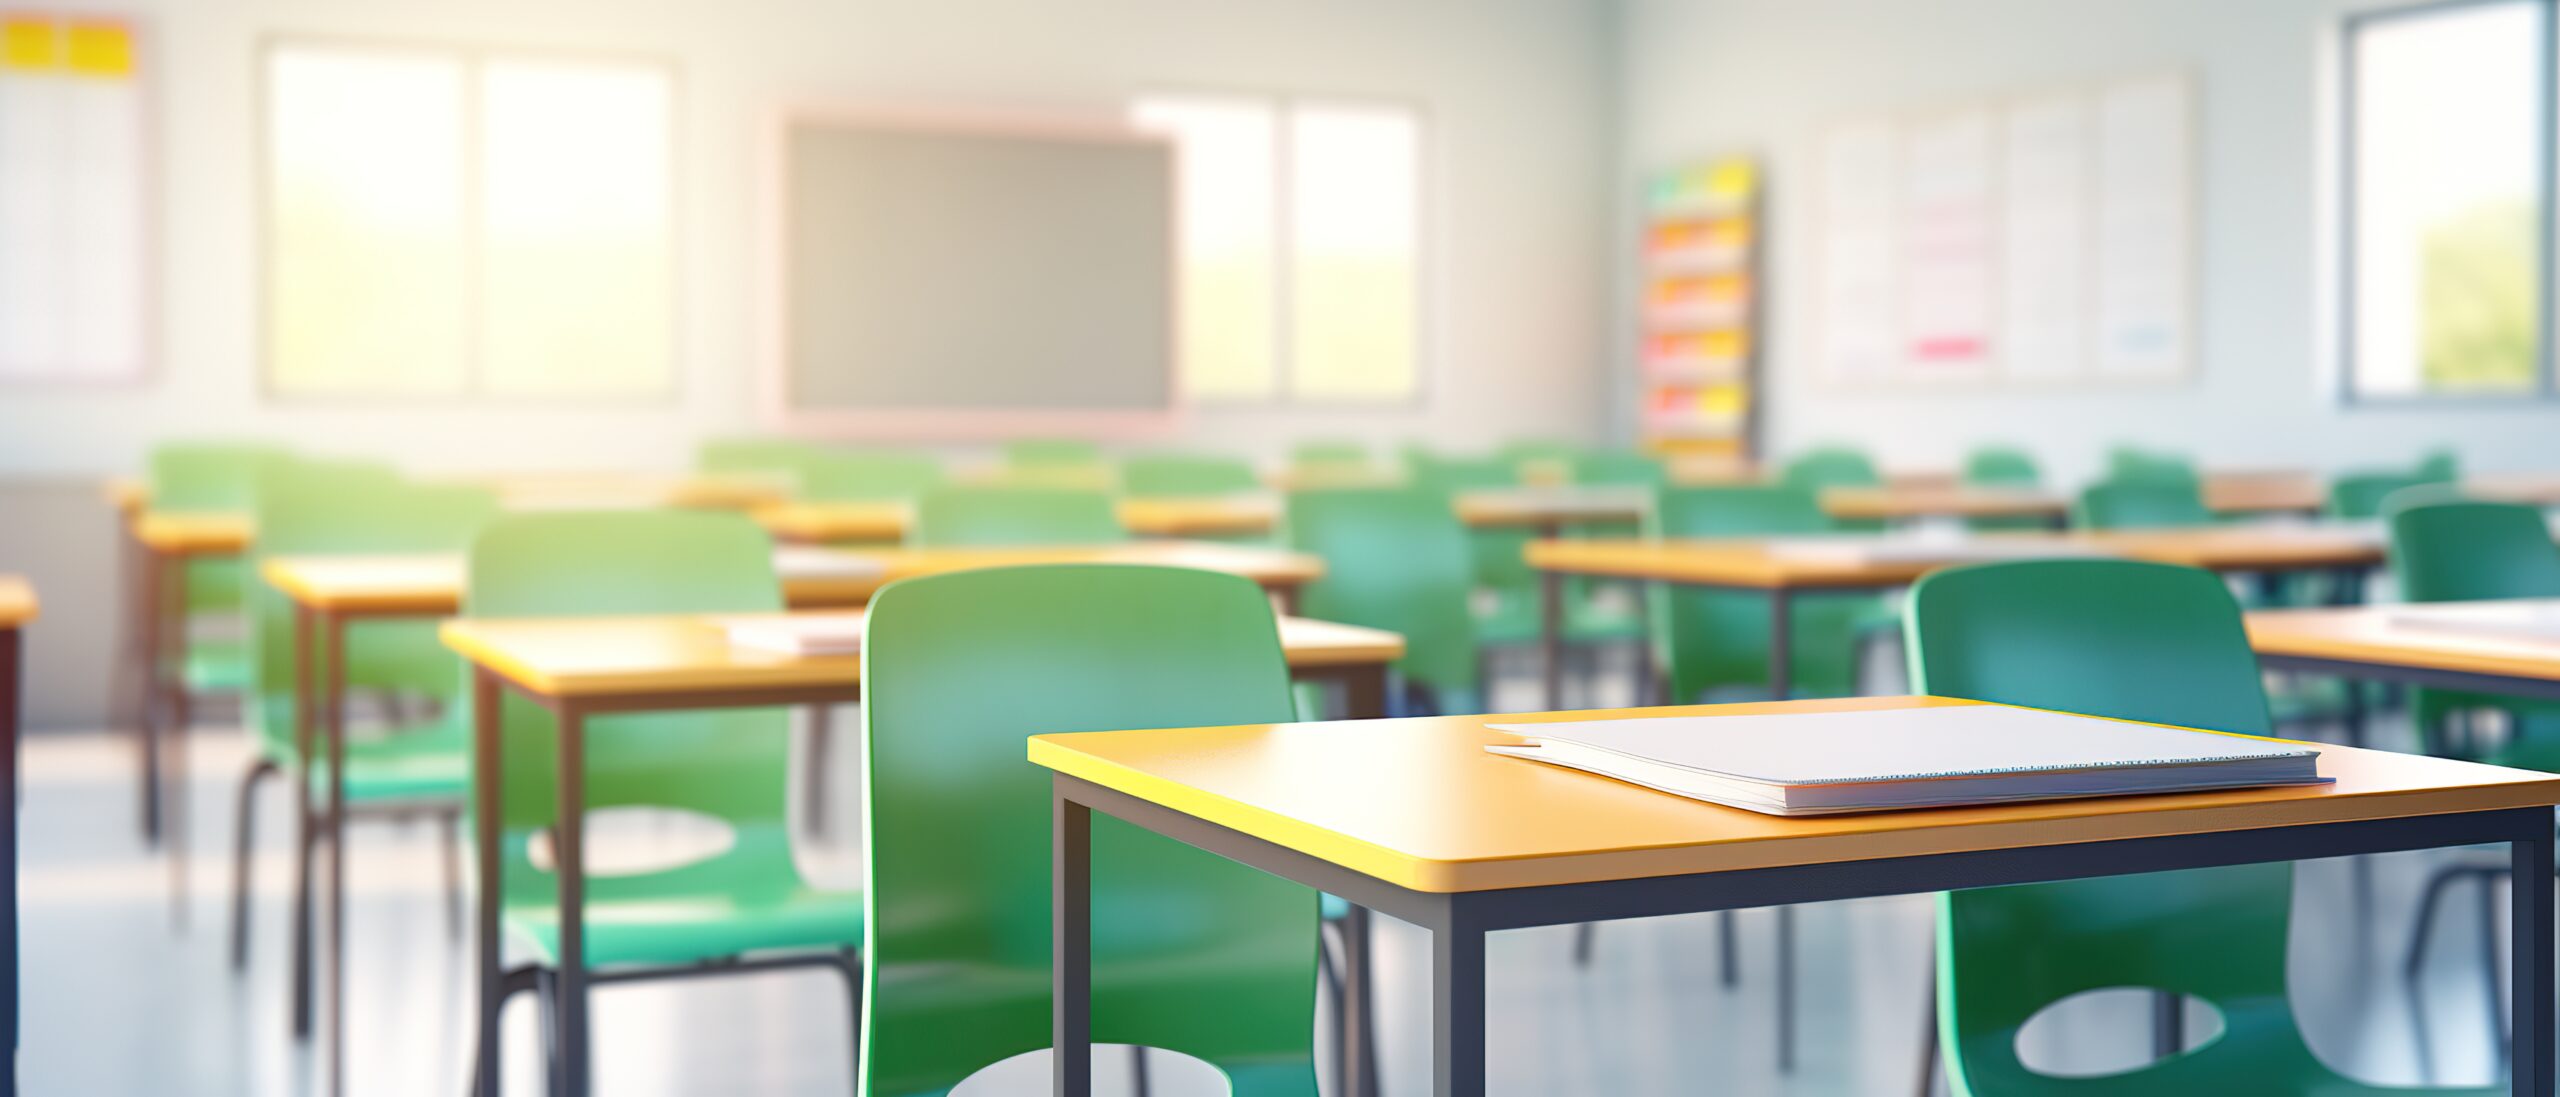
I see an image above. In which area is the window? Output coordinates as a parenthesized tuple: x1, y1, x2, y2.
(1132, 95, 1420, 402)
(264, 42, 673, 397)
(0, 14, 146, 382)
(2343, 0, 2549, 399)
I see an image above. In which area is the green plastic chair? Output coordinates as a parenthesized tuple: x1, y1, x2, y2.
(2328, 470, 2437, 520)
(1778, 447, 1881, 491)
(1498, 438, 1580, 466)
(1906, 558, 2489, 1097)
(859, 564, 1321, 1096)
(148, 442, 291, 694)
(1650, 485, 1868, 701)
(1570, 451, 1668, 488)
(696, 437, 818, 487)
(1963, 447, 2040, 487)
(229, 460, 496, 971)
(2073, 478, 2211, 530)
(1122, 453, 1262, 498)
(2105, 446, 2201, 487)
(462, 510, 861, 1083)
(2417, 448, 2462, 482)
(910, 486, 1125, 547)
(2388, 496, 2560, 772)
(796, 450, 941, 503)
(1287, 488, 1481, 713)
(1291, 440, 1367, 468)
(1005, 438, 1102, 467)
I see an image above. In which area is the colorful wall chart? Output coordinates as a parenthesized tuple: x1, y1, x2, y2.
(1816, 72, 2191, 386)
(0, 13, 147, 382)
(1640, 157, 1761, 460)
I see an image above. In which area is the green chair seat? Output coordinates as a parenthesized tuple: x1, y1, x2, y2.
(503, 826, 865, 968)
(272, 716, 471, 803)
(183, 638, 254, 694)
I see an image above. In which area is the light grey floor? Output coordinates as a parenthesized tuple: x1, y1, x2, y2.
(16, 654, 2533, 1095)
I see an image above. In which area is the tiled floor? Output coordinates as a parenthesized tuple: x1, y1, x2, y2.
(15, 662, 2535, 1094)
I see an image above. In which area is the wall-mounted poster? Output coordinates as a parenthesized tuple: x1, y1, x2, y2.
(1815, 72, 2193, 386)
(0, 13, 147, 382)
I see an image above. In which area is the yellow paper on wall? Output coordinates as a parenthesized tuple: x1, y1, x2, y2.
(1, 17, 58, 71)
(65, 20, 134, 77)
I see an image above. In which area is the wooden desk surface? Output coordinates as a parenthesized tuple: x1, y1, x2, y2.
(134, 512, 253, 556)
(2246, 599, 2560, 682)
(1818, 485, 2069, 521)
(0, 576, 36, 627)
(2201, 471, 2326, 515)
(817, 542, 1324, 602)
(1528, 527, 2384, 589)
(2465, 473, 2560, 507)
(751, 501, 910, 544)
(1115, 496, 1280, 538)
(754, 497, 1285, 543)
(444, 613, 1402, 699)
(1454, 487, 1651, 530)
(1029, 694, 2560, 893)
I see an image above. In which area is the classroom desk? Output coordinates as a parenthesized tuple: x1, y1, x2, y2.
(1451, 488, 1651, 535)
(754, 497, 1286, 543)
(2201, 470, 2327, 517)
(1033, 693, 2560, 1097)
(1816, 485, 2071, 526)
(441, 610, 1404, 1097)
(0, 576, 32, 1092)
(1526, 526, 2387, 708)
(2245, 599, 2560, 727)
(122, 511, 253, 881)
(2466, 474, 2560, 507)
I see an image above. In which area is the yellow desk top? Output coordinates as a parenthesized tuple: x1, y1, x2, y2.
(134, 512, 253, 556)
(2466, 473, 2560, 507)
(751, 501, 911, 544)
(1115, 496, 1280, 538)
(1819, 485, 2069, 521)
(1263, 466, 1406, 492)
(1454, 488, 1650, 530)
(799, 542, 1324, 603)
(2246, 599, 2560, 682)
(1029, 694, 2560, 893)
(443, 612, 1401, 699)
(0, 576, 36, 628)
(2201, 471, 2325, 515)
(1527, 527, 2383, 589)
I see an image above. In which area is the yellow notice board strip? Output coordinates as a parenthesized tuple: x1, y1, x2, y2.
(65, 19, 132, 76)
(1, 16, 58, 71)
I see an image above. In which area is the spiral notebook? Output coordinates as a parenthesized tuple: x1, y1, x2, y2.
(1486, 704, 2326, 816)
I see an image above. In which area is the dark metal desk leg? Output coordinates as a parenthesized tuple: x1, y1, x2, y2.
(1768, 588, 1793, 702)
(470, 670, 503, 1097)
(805, 703, 831, 835)
(1432, 910, 1486, 1097)
(3, 625, 20, 1072)
(162, 553, 188, 931)
(556, 705, 590, 1097)
(289, 605, 316, 1041)
(321, 614, 347, 1097)
(2512, 817, 2555, 1096)
(121, 525, 158, 845)
(1344, 904, 1378, 1097)
(1539, 569, 1565, 711)
(1053, 780, 1091, 1097)
(1344, 666, 1389, 721)
(1778, 905, 1797, 1072)
(1632, 580, 1658, 706)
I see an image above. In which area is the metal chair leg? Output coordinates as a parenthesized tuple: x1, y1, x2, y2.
(1718, 909, 1738, 987)
(1130, 1046, 1151, 1097)
(831, 949, 864, 1088)
(1915, 955, 1939, 1097)
(2482, 872, 2509, 1071)
(228, 758, 277, 971)
(1572, 922, 1597, 967)
(536, 967, 563, 1097)
(466, 965, 542, 1097)
(439, 807, 463, 942)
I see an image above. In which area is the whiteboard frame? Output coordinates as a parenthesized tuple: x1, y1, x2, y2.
(756, 102, 1186, 439)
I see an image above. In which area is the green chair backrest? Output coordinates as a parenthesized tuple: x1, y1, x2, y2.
(1407, 455, 1533, 593)
(697, 437, 816, 481)
(1570, 450, 1667, 488)
(2388, 496, 2560, 603)
(1962, 447, 2039, 487)
(910, 487, 1125, 547)
(860, 565, 1318, 1097)
(796, 450, 941, 503)
(1649, 485, 1862, 700)
(1903, 559, 2295, 1096)
(2073, 477, 2210, 530)
(461, 511, 788, 852)
(1286, 488, 1478, 699)
(1004, 438, 1102, 467)
(151, 442, 293, 614)
(1290, 440, 1366, 468)
(1122, 453, 1261, 498)
(249, 460, 497, 759)
(2327, 469, 2435, 520)
(2103, 446, 2199, 487)
(1498, 439, 1578, 465)
(2416, 447, 2462, 482)
(1778, 447, 1880, 491)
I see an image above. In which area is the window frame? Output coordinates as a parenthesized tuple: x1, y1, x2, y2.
(2338, 0, 2559, 406)
(254, 34, 684, 405)
(1135, 87, 1433, 410)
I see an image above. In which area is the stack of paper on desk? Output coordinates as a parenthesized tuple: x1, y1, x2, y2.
(2389, 602, 2560, 643)
(719, 612, 868, 656)
(1486, 705, 2325, 816)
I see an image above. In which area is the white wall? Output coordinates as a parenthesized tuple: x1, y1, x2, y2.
(1618, 0, 2560, 485)
(0, 0, 1616, 476)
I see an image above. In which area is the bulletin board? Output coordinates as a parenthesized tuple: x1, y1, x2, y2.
(1814, 72, 2193, 386)
(761, 109, 1179, 436)
(0, 12, 148, 383)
